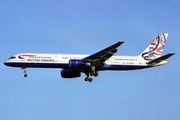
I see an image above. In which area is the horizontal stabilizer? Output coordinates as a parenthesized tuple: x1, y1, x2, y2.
(147, 53, 175, 64)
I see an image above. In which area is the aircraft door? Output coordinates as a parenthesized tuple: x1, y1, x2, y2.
(54, 55, 59, 62)
(139, 58, 144, 64)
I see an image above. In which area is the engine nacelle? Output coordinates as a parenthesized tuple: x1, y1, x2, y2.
(61, 70, 81, 78)
(69, 59, 90, 68)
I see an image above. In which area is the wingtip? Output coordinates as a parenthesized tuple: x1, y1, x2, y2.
(167, 53, 175, 58)
(117, 41, 125, 46)
(118, 41, 125, 43)
(170, 53, 175, 55)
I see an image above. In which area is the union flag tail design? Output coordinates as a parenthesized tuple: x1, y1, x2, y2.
(140, 33, 168, 61)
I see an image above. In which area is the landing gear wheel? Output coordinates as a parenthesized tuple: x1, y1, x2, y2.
(24, 74, 28, 77)
(85, 77, 89, 81)
(94, 72, 98, 77)
(84, 71, 93, 82)
(89, 78, 93, 82)
(90, 72, 94, 76)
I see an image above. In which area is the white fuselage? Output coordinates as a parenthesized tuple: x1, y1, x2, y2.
(3, 33, 173, 81)
(4, 53, 168, 71)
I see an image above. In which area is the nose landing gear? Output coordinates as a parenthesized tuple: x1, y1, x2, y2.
(21, 67, 28, 77)
(24, 73, 28, 77)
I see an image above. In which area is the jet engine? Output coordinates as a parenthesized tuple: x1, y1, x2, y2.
(69, 59, 91, 68)
(61, 69, 81, 78)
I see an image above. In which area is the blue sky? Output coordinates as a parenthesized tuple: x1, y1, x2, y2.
(0, 0, 179, 120)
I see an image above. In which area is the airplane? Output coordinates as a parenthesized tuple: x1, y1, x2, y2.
(4, 33, 175, 82)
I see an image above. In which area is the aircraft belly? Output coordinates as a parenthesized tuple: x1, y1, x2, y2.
(4, 62, 69, 68)
(5, 62, 150, 70)
(100, 64, 149, 70)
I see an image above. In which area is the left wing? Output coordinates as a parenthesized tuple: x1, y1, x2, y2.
(83, 41, 124, 66)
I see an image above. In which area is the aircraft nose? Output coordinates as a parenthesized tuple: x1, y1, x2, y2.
(4, 60, 10, 66)
(4, 61, 8, 66)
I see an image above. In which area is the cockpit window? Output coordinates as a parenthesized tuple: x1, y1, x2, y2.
(9, 56, 16, 59)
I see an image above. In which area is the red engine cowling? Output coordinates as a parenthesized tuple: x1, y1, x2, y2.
(61, 70, 81, 78)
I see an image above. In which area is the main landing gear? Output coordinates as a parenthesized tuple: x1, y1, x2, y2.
(84, 71, 98, 82)
(85, 77, 93, 82)
(90, 71, 98, 77)
(21, 67, 28, 77)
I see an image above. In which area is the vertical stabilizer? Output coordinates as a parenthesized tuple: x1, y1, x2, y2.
(140, 33, 168, 61)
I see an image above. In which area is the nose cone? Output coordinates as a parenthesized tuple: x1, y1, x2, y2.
(4, 60, 11, 66)
(4, 61, 8, 66)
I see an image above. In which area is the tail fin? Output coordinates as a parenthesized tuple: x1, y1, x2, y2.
(140, 33, 168, 61)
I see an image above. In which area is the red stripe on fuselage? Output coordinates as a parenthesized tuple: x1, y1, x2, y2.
(18, 55, 36, 58)
(21, 55, 36, 57)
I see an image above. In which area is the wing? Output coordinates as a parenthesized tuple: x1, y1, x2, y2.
(147, 53, 175, 64)
(83, 41, 124, 66)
